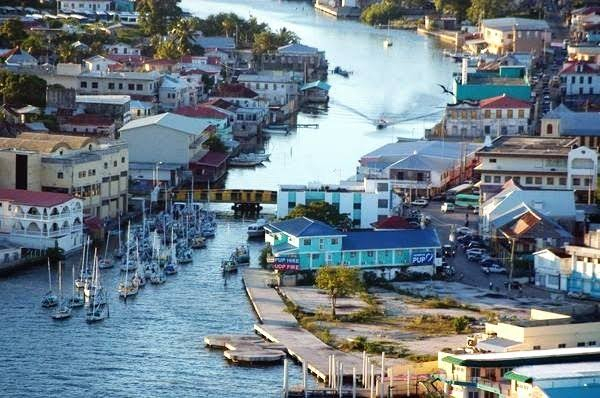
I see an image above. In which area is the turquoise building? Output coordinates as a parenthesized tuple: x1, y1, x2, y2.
(453, 65, 531, 102)
(265, 217, 442, 277)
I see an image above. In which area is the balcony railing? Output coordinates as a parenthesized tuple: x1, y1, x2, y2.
(11, 212, 75, 222)
(11, 226, 83, 238)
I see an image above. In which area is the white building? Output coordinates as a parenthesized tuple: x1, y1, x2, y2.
(477, 136, 598, 203)
(237, 71, 301, 107)
(77, 71, 162, 97)
(276, 179, 399, 229)
(0, 189, 84, 253)
(102, 42, 141, 56)
(59, 0, 110, 12)
(119, 113, 212, 183)
(559, 61, 600, 96)
(159, 75, 197, 112)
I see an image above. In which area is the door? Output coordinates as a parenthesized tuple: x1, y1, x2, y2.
(15, 154, 28, 189)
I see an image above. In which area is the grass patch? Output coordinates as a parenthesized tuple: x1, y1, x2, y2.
(339, 336, 409, 358)
(403, 315, 473, 336)
(420, 297, 479, 312)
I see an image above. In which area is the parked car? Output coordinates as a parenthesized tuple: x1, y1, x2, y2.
(442, 244, 456, 258)
(467, 251, 486, 262)
(504, 281, 522, 290)
(482, 264, 507, 274)
(480, 257, 500, 267)
(411, 199, 429, 207)
(465, 241, 485, 251)
(455, 227, 474, 236)
(441, 202, 455, 213)
(430, 194, 446, 201)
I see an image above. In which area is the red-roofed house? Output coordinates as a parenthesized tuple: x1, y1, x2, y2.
(0, 189, 84, 252)
(372, 216, 415, 230)
(559, 62, 600, 96)
(59, 114, 116, 136)
(174, 104, 232, 136)
(189, 151, 229, 183)
(445, 94, 531, 138)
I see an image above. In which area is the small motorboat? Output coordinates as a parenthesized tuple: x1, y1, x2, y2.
(263, 125, 290, 135)
(383, 38, 393, 47)
(247, 219, 267, 238)
(164, 263, 178, 275)
(233, 246, 250, 265)
(42, 291, 58, 308)
(191, 236, 206, 249)
(376, 119, 388, 129)
(229, 153, 265, 167)
(150, 270, 167, 284)
(221, 259, 239, 273)
(333, 66, 350, 77)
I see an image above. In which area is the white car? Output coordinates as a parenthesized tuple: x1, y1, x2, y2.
(441, 202, 455, 213)
(455, 227, 474, 236)
(411, 199, 429, 207)
(482, 264, 507, 274)
(466, 248, 487, 256)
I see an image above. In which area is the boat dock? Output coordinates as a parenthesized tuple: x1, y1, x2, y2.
(416, 27, 463, 47)
(242, 269, 369, 382)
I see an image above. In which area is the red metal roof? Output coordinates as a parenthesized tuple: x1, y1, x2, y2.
(191, 151, 229, 167)
(212, 83, 258, 98)
(559, 62, 598, 75)
(372, 216, 415, 230)
(479, 94, 530, 109)
(174, 105, 228, 119)
(63, 114, 114, 126)
(106, 54, 148, 65)
(0, 189, 74, 207)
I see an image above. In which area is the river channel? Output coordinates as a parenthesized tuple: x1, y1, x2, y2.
(0, 2, 457, 397)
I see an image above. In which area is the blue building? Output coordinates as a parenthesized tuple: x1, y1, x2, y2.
(265, 217, 442, 277)
(453, 65, 531, 102)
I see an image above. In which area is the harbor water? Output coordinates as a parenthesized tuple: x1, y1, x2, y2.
(0, 1, 457, 397)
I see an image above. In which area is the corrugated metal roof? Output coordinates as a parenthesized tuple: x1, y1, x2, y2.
(119, 112, 213, 136)
(342, 229, 440, 250)
(267, 217, 343, 237)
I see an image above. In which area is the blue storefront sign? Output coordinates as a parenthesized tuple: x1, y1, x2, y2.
(411, 252, 434, 266)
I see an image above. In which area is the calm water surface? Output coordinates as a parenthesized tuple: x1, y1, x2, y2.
(1, 2, 457, 397)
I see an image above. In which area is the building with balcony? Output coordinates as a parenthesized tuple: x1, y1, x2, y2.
(258, 43, 328, 81)
(276, 179, 399, 229)
(358, 140, 482, 200)
(77, 71, 161, 98)
(476, 136, 598, 203)
(0, 189, 84, 253)
(75, 95, 132, 125)
(265, 217, 441, 277)
(445, 94, 531, 138)
(0, 133, 128, 220)
(436, 347, 600, 398)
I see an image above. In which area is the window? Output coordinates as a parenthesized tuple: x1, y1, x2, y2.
(559, 177, 567, 186)
(484, 176, 491, 183)
(118, 83, 123, 89)
(113, 161, 117, 167)
(484, 110, 491, 118)
(580, 76, 584, 84)
(589, 76, 593, 84)
(319, 239, 324, 250)
(505, 176, 512, 182)
(489, 158, 496, 163)
(468, 392, 480, 398)
(496, 110, 502, 118)
(311, 253, 319, 260)
(136, 84, 143, 91)
(91, 82, 98, 89)
(109, 82, 115, 91)
(103, 162, 108, 169)
(573, 178, 581, 186)
(80, 81, 87, 88)
(378, 199, 388, 208)
(57, 172, 64, 179)
(366, 251, 374, 257)
(78, 171, 86, 178)
(546, 124, 553, 135)
(493, 176, 501, 183)
(353, 203, 361, 210)
(121, 157, 125, 163)
(518, 109, 525, 118)
(507, 109, 513, 118)
(288, 201, 296, 209)
(470, 368, 480, 378)
(547, 177, 554, 185)
(533, 345, 541, 350)
(304, 239, 311, 246)
(590, 341, 597, 346)
(377, 183, 388, 191)
(331, 238, 338, 245)
(470, 110, 477, 119)
(128, 84, 135, 90)
(558, 343, 566, 348)
(578, 342, 586, 347)
(525, 177, 533, 184)
(534, 177, 542, 185)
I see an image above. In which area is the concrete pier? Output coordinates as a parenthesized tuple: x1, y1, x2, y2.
(242, 269, 372, 382)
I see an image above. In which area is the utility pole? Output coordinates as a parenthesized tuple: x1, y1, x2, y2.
(508, 237, 516, 293)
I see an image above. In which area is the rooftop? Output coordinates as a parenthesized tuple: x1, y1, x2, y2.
(278, 43, 319, 54)
(543, 104, 600, 137)
(342, 229, 440, 251)
(0, 189, 74, 207)
(482, 17, 550, 31)
(190, 151, 228, 167)
(75, 94, 131, 105)
(212, 83, 259, 99)
(538, 385, 600, 398)
(266, 217, 343, 238)
(79, 70, 161, 80)
(195, 36, 235, 50)
(119, 112, 213, 136)
(507, 361, 600, 382)
(174, 105, 229, 119)
(477, 136, 578, 157)
(479, 94, 531, 109)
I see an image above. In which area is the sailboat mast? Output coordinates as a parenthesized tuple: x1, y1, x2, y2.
(58, 261, 62, 302)
(47, 258, 52, 291)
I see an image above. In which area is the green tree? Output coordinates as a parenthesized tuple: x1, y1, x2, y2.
(285, 201, 352, 230)
(435, 0, 471, 22)
(20, 34, 45, 57)
(204, 134, 227, 153)
(467, 0, 506, 23)
(46, 241, 65, 266)
(57, 41, 78, 63)
(315, 265, 361, 318)
(275, 27, 299, 46)
(252, 31, 278, 55)
(360, 0, 401, 26)
(169, 18, 199, 55)
(0, 70, 47, 107)
(152, 35, 184, 59)
(0, 19, 27, 47)
(452, 316, 471, 333)
(137, 0, 182, 36)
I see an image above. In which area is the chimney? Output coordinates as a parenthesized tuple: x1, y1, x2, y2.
(461, 58, 468, 85)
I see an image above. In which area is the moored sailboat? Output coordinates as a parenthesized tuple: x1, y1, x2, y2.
(41, 259, 58, 308)
(52, 261, 72, 320)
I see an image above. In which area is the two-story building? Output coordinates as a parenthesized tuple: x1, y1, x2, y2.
(59, 114, 117, 136)
(237, 71, 302, 120)
(445, 94, 531, 138)
(77, 71, 162, 99)
(58, 0, 110, 12)
(0, 188, 84, 253)
(480, 17, 551, 56)
(453, 63, 531, 102)
(159, 75, 198, 112)
(75, 94, 132, 125)
(476, 136, 598, 203)
(264, 217, 441, 277)
(259, 43, 328, 81)
(102, 42, 141, 56)
(559, 61, 600, 96)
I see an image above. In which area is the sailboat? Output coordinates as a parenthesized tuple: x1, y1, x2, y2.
(52, 261, 72, 320)
(86, 255, 109, 323)
(164, 227, 178, 275)
(69, 263, 84, 308)
(120, 222, 136, 272)
(383, 22, 393, 47)
(74, 238, 90, 288)
(99, 231, 113, 269)
(131, 239, 145, 288)
(84, 248, 98, 300)
(41, 259, 58, 308)
(113, 215, 124, 259)
(118, 225, 139, 299)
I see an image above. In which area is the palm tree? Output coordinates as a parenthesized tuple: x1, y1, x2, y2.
(221, 17, 235, 38)
(57, 42, 77, 63)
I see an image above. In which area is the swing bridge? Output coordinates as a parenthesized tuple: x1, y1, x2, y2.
(169, 189, 278, 206)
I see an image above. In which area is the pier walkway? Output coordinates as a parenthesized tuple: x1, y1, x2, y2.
(243, 269, 367, 382)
